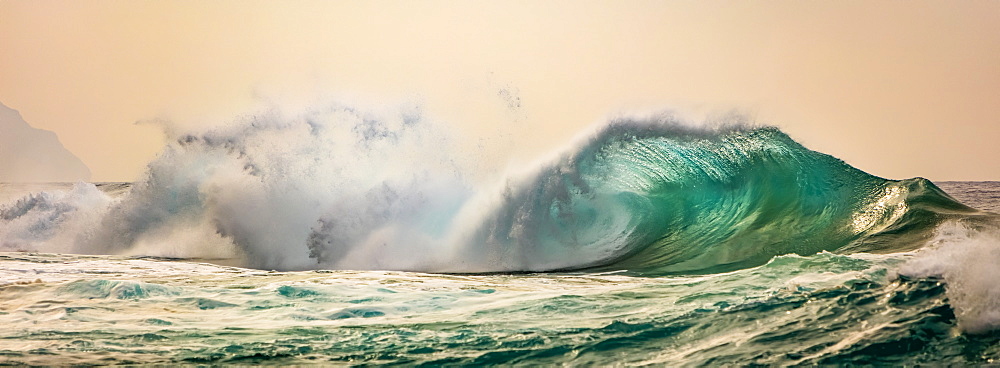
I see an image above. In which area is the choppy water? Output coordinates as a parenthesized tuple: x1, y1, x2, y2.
(0, 226, 997, 365)
(2, 185, 998, 365)
(1, 107, 999, 365)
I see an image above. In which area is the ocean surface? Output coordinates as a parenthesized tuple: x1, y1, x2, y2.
(1, 111, 999, 365)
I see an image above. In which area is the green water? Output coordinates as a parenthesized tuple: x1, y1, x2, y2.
(2, 117, 1000, 365)
(1, 249, 997, 365)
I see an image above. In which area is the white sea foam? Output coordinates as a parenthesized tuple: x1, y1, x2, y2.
(898, 220, 1000, 334)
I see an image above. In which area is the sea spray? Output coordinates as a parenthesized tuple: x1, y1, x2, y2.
(79, 104, 468, 270)
(898, 220, 1000, 334)
(0, 183, 112, 253)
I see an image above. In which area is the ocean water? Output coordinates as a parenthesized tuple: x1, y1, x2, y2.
(2, 108, 1000, 365)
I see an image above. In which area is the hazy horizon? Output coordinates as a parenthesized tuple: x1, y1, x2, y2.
(2, 1, 998, 182)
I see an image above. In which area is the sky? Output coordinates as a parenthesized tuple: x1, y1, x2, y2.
(1, 1, 998, 182)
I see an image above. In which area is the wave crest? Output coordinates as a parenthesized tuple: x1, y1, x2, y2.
(0, 106, 985, 274)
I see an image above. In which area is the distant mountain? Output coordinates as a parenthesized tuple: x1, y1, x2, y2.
(0, 102, 91, 182)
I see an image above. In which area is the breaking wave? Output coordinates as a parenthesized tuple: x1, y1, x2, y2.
(0, 103, 993, 276)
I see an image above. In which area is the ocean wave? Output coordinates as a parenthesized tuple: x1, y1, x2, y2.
(0, 104, 992, 276)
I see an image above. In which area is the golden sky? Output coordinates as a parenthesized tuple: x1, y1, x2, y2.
(1, 1, 999, 181)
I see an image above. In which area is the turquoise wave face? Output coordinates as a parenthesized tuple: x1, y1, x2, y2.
(465, 121, 983, 275)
